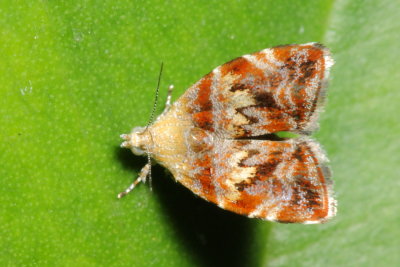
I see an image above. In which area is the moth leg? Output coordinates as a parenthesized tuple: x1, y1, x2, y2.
(161, 85, 174, 115)
(117, 162, 151, 198)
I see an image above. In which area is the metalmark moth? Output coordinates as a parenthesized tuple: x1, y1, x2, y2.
(119, 43, 337, 224)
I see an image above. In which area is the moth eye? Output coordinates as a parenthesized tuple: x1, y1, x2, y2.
(187, 127, 213, 153)
(131, 146, 145, 156)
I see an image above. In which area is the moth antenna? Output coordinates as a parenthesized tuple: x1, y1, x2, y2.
(144, 62, 163, 131)
(147, 150, 153, 191)
(140, 63, 163, 193)
(145, 114, 155, 191)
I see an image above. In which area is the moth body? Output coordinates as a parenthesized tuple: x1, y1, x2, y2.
(120, 43, 337, 223)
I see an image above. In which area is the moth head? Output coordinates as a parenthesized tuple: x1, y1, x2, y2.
(120, 126, 153, 156)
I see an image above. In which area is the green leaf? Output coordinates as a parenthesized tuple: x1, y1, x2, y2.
(1, 0, 398, 266)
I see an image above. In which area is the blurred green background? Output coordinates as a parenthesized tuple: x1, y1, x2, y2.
(1, 0, 399, 266)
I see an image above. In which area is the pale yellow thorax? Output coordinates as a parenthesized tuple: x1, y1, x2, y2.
(128, 101, 193, 180)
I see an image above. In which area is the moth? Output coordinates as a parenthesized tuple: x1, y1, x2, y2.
(119, 43, 337, 224)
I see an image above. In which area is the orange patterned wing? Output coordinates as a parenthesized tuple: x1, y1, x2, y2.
(181, 43, 333, 138)
(167, 43, 336, 223)
(179, 134, 336, 223)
